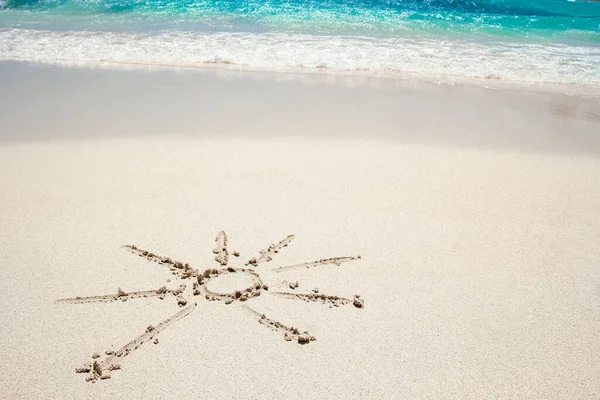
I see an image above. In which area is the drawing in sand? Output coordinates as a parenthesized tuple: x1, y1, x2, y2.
(57, 231, 364, 381)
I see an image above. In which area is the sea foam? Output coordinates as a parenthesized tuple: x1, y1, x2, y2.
(1, 28, 599, 90)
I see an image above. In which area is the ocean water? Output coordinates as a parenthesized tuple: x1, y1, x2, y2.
(0, 0, 599, 90)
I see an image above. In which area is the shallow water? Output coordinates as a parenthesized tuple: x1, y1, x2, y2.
(0, 0, 599, 89)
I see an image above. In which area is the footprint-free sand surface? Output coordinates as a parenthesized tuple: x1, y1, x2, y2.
(1, 62, 600, 399)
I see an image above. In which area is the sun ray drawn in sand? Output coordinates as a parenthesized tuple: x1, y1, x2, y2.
(57, 232, 363, 382)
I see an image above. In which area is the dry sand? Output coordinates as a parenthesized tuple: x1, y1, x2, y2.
(1, 63, 600, 399)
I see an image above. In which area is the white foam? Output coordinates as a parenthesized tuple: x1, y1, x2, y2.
(1, 28, 599, 91)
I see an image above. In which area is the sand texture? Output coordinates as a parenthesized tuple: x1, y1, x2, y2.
(1, 63, 600, 399)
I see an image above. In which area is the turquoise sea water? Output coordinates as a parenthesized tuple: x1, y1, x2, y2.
(1, 0, 599, 88)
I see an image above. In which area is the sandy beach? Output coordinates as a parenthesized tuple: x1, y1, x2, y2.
(1, 62, 600, 399)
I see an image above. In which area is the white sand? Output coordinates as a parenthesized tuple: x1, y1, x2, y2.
(1, 63, 600, 399)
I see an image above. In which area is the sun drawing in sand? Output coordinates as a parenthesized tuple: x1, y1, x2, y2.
(57, 232, 364, 382)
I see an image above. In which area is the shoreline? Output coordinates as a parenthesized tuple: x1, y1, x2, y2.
(3, 58, 600, 99)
